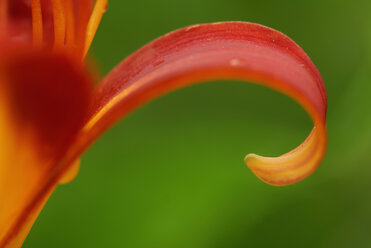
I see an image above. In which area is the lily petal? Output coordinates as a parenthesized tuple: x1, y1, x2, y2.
(0, 21, 327, 247)
(0, 48, 92, 247)
(79, 22, 327, 186)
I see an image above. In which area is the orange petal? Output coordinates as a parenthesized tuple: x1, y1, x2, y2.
(0, 48, 92, 247)
(82, 0, 108, 59)
(77, 22, 327, 186)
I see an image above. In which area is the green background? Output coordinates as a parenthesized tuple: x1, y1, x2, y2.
(24, 0, 371, 247)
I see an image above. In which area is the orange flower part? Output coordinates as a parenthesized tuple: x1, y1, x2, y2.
(0, 47, 93, 247)
(0, 1, 327, 246)
(4, 0, 107, 60)
(0, 0, 106, 246)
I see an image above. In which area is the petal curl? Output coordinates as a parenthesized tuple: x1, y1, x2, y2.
(77, 22, 327, 186)
(0, 49, 92, 247)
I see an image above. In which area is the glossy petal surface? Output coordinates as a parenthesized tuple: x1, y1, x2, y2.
(78, 22, 327, 185)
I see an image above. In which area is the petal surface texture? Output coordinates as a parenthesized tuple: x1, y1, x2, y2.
(80, 22, 327, 186)
(0, 50, 92, 247)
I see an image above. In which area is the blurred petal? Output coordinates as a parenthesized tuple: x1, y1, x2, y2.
(79, 22, 327, 186)
(5, 0, 100, 58)
(0, 49, 92, 247)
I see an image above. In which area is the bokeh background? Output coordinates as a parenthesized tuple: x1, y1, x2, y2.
(24, 0, 371, 247)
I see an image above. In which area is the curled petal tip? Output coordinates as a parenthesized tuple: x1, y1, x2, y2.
(244, 126, 326, 186)
(244, 153, 259, 163)
(244, 153, 292, 186)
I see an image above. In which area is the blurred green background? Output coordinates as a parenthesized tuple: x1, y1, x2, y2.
(24, 0, 371, 247)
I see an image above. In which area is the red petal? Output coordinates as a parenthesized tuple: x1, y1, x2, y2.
(76, 22, 327, 185)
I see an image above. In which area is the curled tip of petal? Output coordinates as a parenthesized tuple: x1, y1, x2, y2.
(245, 126, 327, 186)
(244, 153, 258, 164)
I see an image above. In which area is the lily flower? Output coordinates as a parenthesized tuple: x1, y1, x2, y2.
(0, 0, 327, 247)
